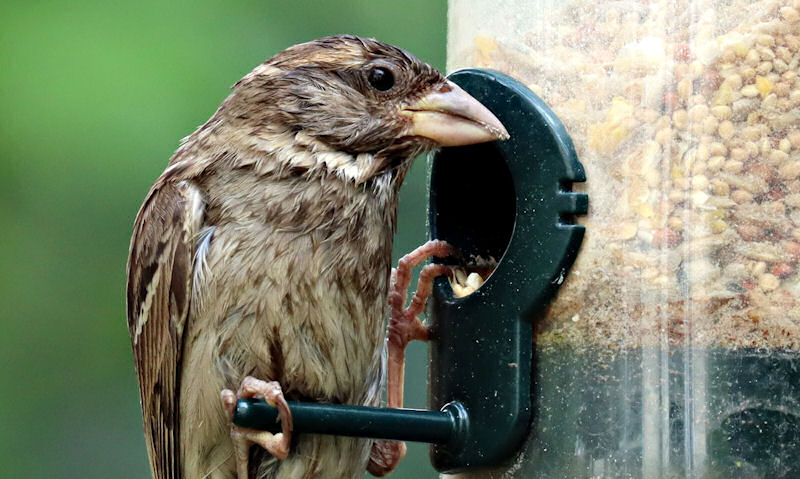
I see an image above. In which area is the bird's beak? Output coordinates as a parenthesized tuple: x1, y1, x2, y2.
(400, 81, 510, 146)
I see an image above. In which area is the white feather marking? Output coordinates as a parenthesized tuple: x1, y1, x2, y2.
(134, 250, 167, 344)
(254, 128, 375, 183)
(193, 225, 215, 287)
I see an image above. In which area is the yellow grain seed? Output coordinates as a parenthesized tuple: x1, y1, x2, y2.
(770, 149, 789, 164)
(753, 262, 768, 277)
(718, 120, 735, 139)
(711, 219, 728, 233)
(757, 34, 776, 47)
(742, 126, 761, 141)
(474, 35, 498, 62)
(777, 47, 793, 63)
(677, 78, 693, 99)
(762, 93, 778, 110)
(617, 223, 638, 240)
(655, 128, 672, 145)
(744, 141, 759, 157)
(756, 76, 774, 97)
(791, 90, 800, 106)
(726, 73, 743, 90)
(720, 48, 737, 64)
(655, 115, 671, 130)
(673, 109, 688, 129)
(711, 105, 732, 120)
(696, 144, 710, 162)
(756, 61, 773, 76)
(759, 273, 780, 291)
(781, 6, 800, 23)
(667, 216, 684, 231)
(691, 161, 707, 175)
(707, 143, 725, 156)
(731, 189, 754, 203)
(740, 67, 756, 82)
(788, 130, 800, 148)
(760, 138, 772, 155)
(780, 161, 800, 179)
(692, 175, 709, 190)
(689, 104, 709, 122)
(701, 116, 718, 135)
(723, 160, 744, 174)
(713, 82, 734, 105)
(711, 179, 730, 195)
(741, 84, 760, 97)
(708, 156, 725, 172)
(636, 203, 654, 218)
(729, 148, 748, 161)
(746, 49, 761, 67)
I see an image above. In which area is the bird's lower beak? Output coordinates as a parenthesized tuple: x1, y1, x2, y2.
(400, 81, 509, 146)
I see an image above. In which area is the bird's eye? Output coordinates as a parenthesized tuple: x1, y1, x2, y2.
(367, 67, 395, 92)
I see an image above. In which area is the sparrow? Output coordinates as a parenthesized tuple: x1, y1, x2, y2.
(126, 34, 508, 479)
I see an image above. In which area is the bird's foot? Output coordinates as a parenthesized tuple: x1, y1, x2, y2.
(368, 439, 407, 477)
(388, 239, 455, 367)
(221, 377, 293, 479)
(370, 240, 454, 476)
(388, 240, 456, 323)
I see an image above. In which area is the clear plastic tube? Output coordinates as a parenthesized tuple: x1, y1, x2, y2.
(447, 0, 800, 476)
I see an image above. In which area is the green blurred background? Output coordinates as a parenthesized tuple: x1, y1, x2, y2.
(0, 1, 446, 477)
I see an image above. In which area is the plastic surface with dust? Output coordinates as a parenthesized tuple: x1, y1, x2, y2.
(428, 68, 587, 473)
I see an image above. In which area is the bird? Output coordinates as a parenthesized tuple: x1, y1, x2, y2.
(126, 34, 508, 479)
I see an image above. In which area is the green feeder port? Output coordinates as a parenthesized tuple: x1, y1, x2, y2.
(427, 68, 587, 472)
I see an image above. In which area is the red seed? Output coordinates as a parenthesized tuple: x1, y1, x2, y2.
(674, 43, 693, 62)
(772, 263, 795, 278)
(652, 228, 682, 248)
(663, 91, 680, 110)
(737, 224, 763, 241)
(742, 280, 757, 291)
(784, 241, 800, 260)
(765, 186, 786, 201)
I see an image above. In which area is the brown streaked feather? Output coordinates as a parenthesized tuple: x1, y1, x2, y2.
(127, 180, 204, 479)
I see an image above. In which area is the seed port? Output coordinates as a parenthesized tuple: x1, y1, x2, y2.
(429, 139, 516, 272)
(427, 69, 587, 472)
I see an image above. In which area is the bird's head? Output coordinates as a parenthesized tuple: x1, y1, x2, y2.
(222, 35, 508, 185)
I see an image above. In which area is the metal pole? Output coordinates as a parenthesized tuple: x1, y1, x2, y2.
(234, 399, 466, 445)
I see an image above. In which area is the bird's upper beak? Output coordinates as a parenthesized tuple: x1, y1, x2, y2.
(400, 81, 509, 146)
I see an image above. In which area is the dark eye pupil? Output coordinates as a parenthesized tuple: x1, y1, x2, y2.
(368, 67, 394, 91)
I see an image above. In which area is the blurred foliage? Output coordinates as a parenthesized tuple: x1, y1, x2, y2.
(0, 1, 445, 477)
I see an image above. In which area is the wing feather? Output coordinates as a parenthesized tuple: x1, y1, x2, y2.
(127, 180, 204, 479)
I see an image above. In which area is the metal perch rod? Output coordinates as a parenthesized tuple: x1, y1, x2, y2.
(233, 398, 466, 445)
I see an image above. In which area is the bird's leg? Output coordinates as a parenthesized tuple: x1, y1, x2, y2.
(221, 376, 294, 479)
(368, 240, 455, 477)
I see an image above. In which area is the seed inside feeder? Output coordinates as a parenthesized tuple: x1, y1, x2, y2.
(448, 258, 497, 297)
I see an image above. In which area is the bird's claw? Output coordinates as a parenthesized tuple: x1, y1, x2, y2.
(368, 439, 407, 477)
(369, 240, 455, 476)
(221, 377, 293, 479)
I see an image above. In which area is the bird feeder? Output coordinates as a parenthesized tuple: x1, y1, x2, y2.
(443, 1, 800, 478)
